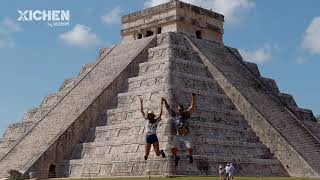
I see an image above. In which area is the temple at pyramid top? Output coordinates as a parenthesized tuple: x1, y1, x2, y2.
(121, 0, 224, 43)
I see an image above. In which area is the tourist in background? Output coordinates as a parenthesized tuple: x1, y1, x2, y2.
(218, 164, 224, 180)
(225, 163, 231, 180)
(229, 163, 235, 180)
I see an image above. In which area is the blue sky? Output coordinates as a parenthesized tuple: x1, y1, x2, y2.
(0, 0, 319, 136)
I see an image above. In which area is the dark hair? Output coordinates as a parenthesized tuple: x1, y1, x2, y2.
(147, 113, 156, 123)
(178, 104, 184, 109)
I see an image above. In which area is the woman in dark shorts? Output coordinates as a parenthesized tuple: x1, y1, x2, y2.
(139, 96, 166, 160)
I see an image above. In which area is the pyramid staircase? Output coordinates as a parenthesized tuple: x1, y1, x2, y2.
(55, 33, 288, 177)
(188, 35, 320, 176)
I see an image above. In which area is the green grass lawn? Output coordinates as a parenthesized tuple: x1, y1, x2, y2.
(55, 177, 320, 180)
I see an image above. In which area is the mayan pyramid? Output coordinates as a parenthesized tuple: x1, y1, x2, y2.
(1, 0, 320, 178)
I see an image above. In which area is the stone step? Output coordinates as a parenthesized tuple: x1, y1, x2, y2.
(299, 108, 317, 122)
(302, 121, 320, 140)
(105, 104, 238, 126)
(2, 121, 34, 140)
(58, 77, 78, 92)
(147, 43, 202, 63)
(116, 95, 235, 116)
(156, 32, 195, 47)
(70, 143, 272, 165)
(249, 100, 320, 155)
(138, 59, 168, 76)
(107, 44, 150, 61)
(106, 103, 242, 121)
(138, 57, 209, 78)
(67, 151, 281, 168)
(88, 124, 259, 148)
(75, 139, 269, 158)
(21, 108, 39, 122)
(117, 84, 229, 109)
(59, 156, 286, 177)
(140, 57, 206, 69)
(0, 139, 14, 148)
(278, 93, 298, 111)
(40, 91, 66, 108)
(76, 136, 266, 153)
(106, 38, 150, 54)
(94, 119, 251, 134)
(129, 69, 215, 86)
(60, 159, 286, 177)
(88, 124, 254, 145)
(234, 88, 320, 154)
(100, 109, 250, 133)
(21, 105, 54, 122)
(127, 74, 167, 91)
(243, 61, 261, 77)
(127, 72, 220, 95)
(97, 47, 114, 60)
(192, 110, 250, 128)
(78, 63, 95, 77)
(0, 139, 16, 160)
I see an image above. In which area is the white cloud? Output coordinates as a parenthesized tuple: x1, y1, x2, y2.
(0, 17, 22, 34)
(296, 56, 308, 64)
(60, 24, 101, 48)
(302, 17, 320, 55)
(0, 17, 22, 48)
(144, 0, 254, 23)
(0, 38, 14, 48)
(101, 6, 122, 25)
(239, 44, 275, 64)
(144, 0, 168, 7)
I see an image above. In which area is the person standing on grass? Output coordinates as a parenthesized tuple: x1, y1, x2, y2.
(162, 93, 196, 167)
(225, 163, 231, 180)
(219, 164, 225, 180)
(139, 96, 166, 161)
(229, 163, 235, 180)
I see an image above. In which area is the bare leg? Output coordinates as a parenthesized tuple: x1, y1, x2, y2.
(153, 142, 161, 156)
(171, 147, 178, 157)
(172, 147, 180, 167)
(144, 143, 151, 160)
(188, 148, 193, 163)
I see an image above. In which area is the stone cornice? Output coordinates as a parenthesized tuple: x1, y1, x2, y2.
(121, 0, 224, 23)
(121, 15, 223, 35)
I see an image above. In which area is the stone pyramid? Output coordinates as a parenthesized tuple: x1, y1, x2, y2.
(1, 0, 320, 178)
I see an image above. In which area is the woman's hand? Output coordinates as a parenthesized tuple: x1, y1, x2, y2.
(161, 97, 167, 104)
(139, 96, 143, 103)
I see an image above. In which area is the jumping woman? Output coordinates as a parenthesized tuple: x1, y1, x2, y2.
(162, 93, 196, 167)
(139, 96, 166, 160)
